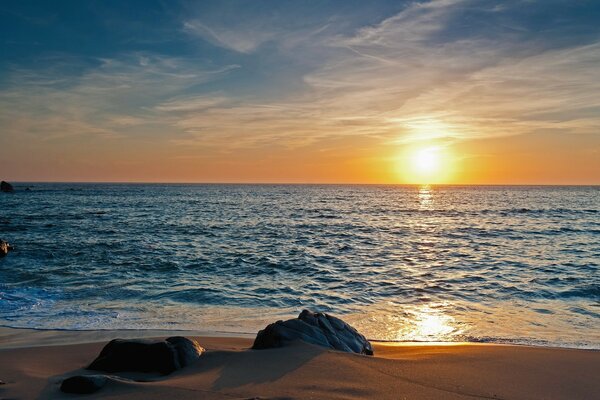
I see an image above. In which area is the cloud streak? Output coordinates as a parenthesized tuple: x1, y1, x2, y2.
(162, 0, 600, 153)
(0, 53, 239, 142)
(183, 20, 276, 53)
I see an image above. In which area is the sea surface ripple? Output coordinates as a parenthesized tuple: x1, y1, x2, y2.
(1, 184, 599, 348)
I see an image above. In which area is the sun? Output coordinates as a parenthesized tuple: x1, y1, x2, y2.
(412, 147, 440, 174)
(395, 145, 453, 184)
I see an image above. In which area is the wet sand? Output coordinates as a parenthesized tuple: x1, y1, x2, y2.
(0, 327, 598, 399)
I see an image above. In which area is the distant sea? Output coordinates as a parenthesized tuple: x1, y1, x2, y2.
(1, 183, 598, 348)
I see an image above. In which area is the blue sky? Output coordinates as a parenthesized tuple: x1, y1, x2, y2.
(1, 0, 599, 182)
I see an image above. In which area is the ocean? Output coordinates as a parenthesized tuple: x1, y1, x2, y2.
(0, 183, 598, 348)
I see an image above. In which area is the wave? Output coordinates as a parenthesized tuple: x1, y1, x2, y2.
(1, 183, 598, 348)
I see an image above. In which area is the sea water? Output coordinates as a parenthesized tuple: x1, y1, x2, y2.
(1, 184, 598, 348)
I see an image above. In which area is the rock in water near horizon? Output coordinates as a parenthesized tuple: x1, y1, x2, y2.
(0, 181, 13, 193)
(60, 375, 108, 394)
(0, 240, 13, 258)
(87, 336, 204, 375)
(252, 310, 374, 355)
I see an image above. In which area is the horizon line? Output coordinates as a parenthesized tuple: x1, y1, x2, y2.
(6, 181, 600, 186)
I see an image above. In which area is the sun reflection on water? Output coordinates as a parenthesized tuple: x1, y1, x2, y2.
(410, 308, 456, 340)
(347, 304, 463, 343)
(418, 185, 434, 209)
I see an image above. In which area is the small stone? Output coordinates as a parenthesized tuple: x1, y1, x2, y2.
(0, 240, 13, 258)
(60, 375, 107, 394)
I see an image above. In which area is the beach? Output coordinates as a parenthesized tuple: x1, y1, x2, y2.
(1, 327, 598, 400)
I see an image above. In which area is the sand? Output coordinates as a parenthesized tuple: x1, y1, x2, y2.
(0, 327, 598, 399)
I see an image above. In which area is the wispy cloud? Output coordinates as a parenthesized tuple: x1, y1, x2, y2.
(0, 53, 238, 141)
(167, 0, 600, 151)
(7, 0, 596, 150)
(183, 20, 276, 53)
(155, 95, 229, 112)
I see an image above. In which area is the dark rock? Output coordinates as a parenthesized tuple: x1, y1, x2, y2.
(0, 181, 13, 193)
(165, 336, 205, 367)
(87, 337, 204, 375)
(252, 310, 374, 355)
(60, 375, 108, 394)
(0, 240, 13, 258)
(0, 379, 5, 384)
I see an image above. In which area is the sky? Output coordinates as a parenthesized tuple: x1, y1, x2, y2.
(0, 0, 599, 184)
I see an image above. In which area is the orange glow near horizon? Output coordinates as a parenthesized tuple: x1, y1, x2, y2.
(2, 117, 599, 185)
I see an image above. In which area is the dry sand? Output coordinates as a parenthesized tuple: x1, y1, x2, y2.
(0, 327, 598, 399)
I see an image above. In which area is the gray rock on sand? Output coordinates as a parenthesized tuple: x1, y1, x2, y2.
(165, 335, 205, 367)
(87, 336, 204, 375)
(60, 375, 108, 394)
(0, 181, 14, 193)
(0, 240, 13, 258)
(252, 310, 374, 355)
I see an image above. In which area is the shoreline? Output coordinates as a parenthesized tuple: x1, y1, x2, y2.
(1, 327, 599, 399)
(2, 325, 597, 351)
(0, 326, 255, 349)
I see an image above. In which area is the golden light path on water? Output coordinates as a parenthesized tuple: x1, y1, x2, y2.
(412, 308, 456, 339)
(344, 186, 462, 343)
(341, 187, 598, 346)
(344, 185, 466, 342)
(418, 185, 434, 209)
(387, 304, 460, 342)
(344, 303, 464, 343)
(406, 186, 459, 341)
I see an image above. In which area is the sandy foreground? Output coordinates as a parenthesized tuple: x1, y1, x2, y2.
(0, 327, 598, 399)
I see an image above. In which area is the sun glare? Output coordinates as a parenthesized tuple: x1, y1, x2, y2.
(396, 145, 453, 184)
(413, 147, 440, 174)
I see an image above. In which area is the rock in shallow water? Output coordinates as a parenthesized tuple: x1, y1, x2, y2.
(60, 375, 108, 394)
(252, 310, 374, 355)
(0, 181, 13, 193)
(0, 240, 13, 258)
(87, 336, 204, 375)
